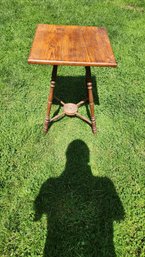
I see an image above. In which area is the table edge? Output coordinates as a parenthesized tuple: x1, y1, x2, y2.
(28, 59, 117, 67)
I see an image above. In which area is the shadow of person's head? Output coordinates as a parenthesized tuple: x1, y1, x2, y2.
(61, 139, 92, 185)
(66, 139, 89, 165)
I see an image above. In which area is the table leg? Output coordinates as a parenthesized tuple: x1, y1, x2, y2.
(85, 67, 97, 134)
(44, 65, 58, 133)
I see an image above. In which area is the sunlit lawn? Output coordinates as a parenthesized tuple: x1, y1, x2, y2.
(0, 0, 145, 256)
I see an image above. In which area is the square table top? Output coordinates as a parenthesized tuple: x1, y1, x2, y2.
(28, 24, 117, 67)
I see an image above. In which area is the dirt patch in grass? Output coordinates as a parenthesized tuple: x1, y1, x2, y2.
(122, 4, 144, 12)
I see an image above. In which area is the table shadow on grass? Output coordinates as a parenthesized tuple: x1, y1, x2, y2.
(47, 75, 99, 129)
(54, 75, 99, 105)
(34, 140, 124, 257)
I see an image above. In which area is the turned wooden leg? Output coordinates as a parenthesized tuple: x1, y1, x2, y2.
(44, 65, 57, 133)
(85, 67, 97, 134)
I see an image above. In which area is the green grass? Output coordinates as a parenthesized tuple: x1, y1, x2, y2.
(0, 0, 145, 256)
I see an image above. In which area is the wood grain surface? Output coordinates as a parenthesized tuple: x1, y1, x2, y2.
(28, 24, 117, 67)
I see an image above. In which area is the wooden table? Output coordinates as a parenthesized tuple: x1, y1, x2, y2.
(28, 24, 117, 133)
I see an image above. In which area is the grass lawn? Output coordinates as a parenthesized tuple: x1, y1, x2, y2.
(0, 0, 145, 256)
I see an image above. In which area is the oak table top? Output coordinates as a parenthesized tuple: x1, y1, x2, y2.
(28, 24, 117, 67)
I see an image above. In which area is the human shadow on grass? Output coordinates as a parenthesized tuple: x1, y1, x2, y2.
(34, 140, 124, 257)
